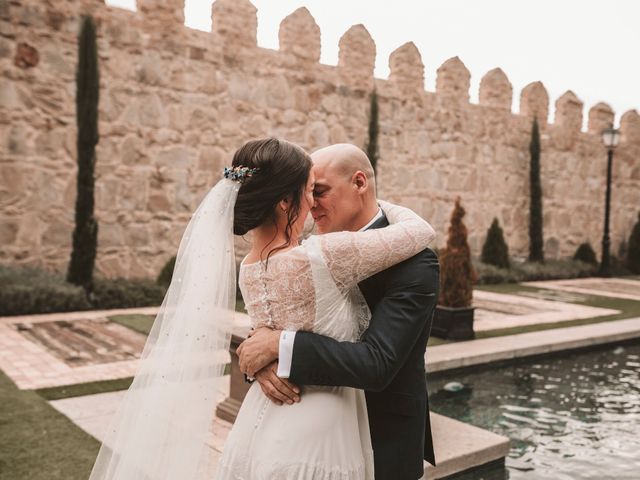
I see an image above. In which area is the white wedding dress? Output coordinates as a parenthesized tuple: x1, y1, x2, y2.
(215, 201, 435, 480)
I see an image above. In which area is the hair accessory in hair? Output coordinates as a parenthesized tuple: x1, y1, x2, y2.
(223, 166, 259, 183)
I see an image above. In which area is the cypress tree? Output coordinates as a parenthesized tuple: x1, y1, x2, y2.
(573, 242, 597, 265)
(439, 198, 476, 308)
(481, 218, 510, 269)
(364, 89, 379, 174)
(67, 16, 99, 291)
(528, 117, 544, 262)
(627, 212, 640, 274)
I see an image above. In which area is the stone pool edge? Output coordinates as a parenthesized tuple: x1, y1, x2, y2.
(426, 316, 640, 374)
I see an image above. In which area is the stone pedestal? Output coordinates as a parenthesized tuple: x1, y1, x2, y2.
(216, 331, 251, 423)
(432, 306, 476, 341)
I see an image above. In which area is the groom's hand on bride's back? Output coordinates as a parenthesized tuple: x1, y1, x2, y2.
(254, 361, 301, 405)
(237, 327, 281, 377)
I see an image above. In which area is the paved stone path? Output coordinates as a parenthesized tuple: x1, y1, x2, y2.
(0, 307, 158, 389)
(49, 379, 232, 480)
(473, 290, 619, 332)
(523, 277, 640, 301)
(49, 379, 509, 480)
(4, 282, 634, 480)
(0, 281, 630, 390)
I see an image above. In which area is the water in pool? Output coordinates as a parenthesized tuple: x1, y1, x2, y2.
(428, 341, 640, 479)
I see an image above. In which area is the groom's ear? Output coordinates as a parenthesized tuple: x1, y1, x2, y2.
(352, 171, 368, 192)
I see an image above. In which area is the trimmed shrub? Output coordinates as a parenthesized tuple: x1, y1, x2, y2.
(439, 198, 476, 308)
(0, 266, 91, 316)
(68, 15, 99, 290)
(364, 89, 379, 174)
(573, 242, 597, 265)
(156, 255, 176, 287)
(0, 283, 92, 316)
(528, 117, 544, 263)
(0, 265, 165, 316)
(628, 213, 640, 274)
(91, 278, 165, 310)
(481, 218, 510, 269)
(474, 258, 598, 285)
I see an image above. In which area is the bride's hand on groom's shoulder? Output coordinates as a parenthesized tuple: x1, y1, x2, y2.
(237, 327, 281, 377)
(254, 361, 301, 406)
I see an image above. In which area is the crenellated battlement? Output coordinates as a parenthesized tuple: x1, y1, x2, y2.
(279, 7, 320, 62)
(1, 0, 638, 278)
(51, 0, 638, 140)
(478, 68, 512, 110)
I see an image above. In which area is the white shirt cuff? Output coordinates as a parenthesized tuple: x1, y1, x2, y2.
(277, 330, 296, 378)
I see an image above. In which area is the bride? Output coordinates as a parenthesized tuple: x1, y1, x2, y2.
(88, 138, 435, 480)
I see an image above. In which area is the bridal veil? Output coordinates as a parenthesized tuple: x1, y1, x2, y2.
(89, 178, 240, 480)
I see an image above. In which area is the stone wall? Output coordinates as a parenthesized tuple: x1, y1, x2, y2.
(1, 0, 639, 279)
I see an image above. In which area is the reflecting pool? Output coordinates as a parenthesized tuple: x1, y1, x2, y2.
(429, 341, 640, 479)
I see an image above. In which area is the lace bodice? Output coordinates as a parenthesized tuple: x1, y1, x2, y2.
(238, 201, 435, 340)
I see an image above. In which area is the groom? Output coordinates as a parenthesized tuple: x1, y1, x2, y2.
(237, 144, 439, 479)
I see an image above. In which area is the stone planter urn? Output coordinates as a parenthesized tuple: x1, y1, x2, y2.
(431, 305, 475, 341)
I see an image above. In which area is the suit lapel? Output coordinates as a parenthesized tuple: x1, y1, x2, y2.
(365, 214, 389, 232)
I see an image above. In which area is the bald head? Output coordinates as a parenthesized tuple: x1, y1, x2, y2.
(309, 143, 379, 233)
(311, 144, 375, 183)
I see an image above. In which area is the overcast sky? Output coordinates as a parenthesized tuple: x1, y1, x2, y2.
(106, 0, 638, 127)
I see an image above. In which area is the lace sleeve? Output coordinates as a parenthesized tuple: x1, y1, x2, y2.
(316, 200, 435, 292)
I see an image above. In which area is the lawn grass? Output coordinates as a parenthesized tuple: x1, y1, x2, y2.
(427, 336, 452, 346)
(36, 377, 134, 401)
(0, 370, 99, 480)
(108, 313, 155, 335)
(108, 300, 247, 336)
(36, 368, 230, 401)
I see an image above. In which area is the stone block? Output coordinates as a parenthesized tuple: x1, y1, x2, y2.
(389, 42, 424, 97)
(587, 102, 614, 136)
(519, 81, 549, 123)
(212, 0, 257, 49)
(137, 0, 185, 25)
(436, 56, 470, 103)
(0, 221, 18, 245)
(554, 90, 583, 134)
(621, 109, 640, 144)
(338, 24, 376, 91)
(479, 68, 512, 110)
(279, 7, 320, 62)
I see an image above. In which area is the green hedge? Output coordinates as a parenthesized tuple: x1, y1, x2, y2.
(0, 265, 165, 316)
(474, 258, 598, 285)
(90, 278, 165, 310)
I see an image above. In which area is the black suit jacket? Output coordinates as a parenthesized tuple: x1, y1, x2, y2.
(289, 215, 439, 479)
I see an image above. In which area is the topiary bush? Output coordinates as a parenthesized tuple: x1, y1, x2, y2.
(439, 198, 477, 308)
(481, 218, 510, 269)
(528, 117, 544, 263)
(156, 255, 176, 287)
(628, 212, 640, 274)
(573, 242, 598, 265)
(364, 89, 379, 174)
(68, 15, 99, 291)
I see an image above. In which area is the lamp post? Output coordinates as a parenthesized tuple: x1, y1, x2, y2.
(598, 124, 621, 277)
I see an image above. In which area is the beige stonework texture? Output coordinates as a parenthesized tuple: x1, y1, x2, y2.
(1, 0, 639, 279)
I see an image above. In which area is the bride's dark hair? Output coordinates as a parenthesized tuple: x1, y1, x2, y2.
(232, 138, 313, 258)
